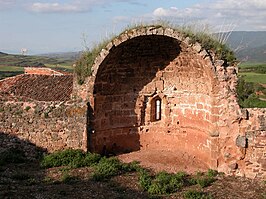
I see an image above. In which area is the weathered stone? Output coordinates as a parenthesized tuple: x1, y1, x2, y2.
(236, 135, 247, 148)
(0, 26, 265, 180)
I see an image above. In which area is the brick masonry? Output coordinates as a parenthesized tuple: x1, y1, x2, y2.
(0, 98, 87, 153)
(0, 26, 265, 179)
(74, 26, 265, 179)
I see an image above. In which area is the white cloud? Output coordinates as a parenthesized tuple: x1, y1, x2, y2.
(30, 3, 80, 13)
(0, 0, 17, 9)
(152, 0, 266, 31)
(153, 7, 200, 18)
(28, 0, 139, 13)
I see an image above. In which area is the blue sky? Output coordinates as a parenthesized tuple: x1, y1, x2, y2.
(0, 0, 266, 54)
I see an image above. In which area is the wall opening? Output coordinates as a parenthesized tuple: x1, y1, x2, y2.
(151, 96, 162, 122)
(91, 32, 218, 168)
(92, 35, 181, 154)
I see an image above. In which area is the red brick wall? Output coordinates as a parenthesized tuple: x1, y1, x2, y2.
(70, 26, 266, 179)
(89, 35, 220, 168)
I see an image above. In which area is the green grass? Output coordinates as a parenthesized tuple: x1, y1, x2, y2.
(239, 73, 266, 84)
(75, 22, 236, 84)
(39, 149, 219, 196)
(184, 190, 212, 199)
(0, 66, 24, 72)
(138, 169, 216, 195)
(41, 149, 101, 168)
(239, 62, 266, 68)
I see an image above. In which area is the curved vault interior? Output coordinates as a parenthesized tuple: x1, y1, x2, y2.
(92, 35, 218, 167)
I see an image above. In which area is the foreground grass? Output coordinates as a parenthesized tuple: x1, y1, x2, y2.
(1, 148, 265, 199)
(40, 149, 217, 197)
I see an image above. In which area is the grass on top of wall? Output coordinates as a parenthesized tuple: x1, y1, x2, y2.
(74, 21, 236, 85)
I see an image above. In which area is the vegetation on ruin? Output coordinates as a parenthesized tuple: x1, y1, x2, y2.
(0, 148, 265, 198)
(74, 22, 236, 85)
(237, 63, 266, 108)
(40, 149, 218, 196)
(74, 39, 111, 84)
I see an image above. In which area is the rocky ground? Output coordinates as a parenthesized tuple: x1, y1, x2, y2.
(0, 150, 265, 199)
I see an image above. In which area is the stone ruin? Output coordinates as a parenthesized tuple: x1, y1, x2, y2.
(0, 26, 265, 179)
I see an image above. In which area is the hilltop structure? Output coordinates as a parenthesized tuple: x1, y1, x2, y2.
(0, 26, 265, 179)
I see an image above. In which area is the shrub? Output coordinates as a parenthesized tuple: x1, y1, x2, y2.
(188, 171, 216, 188)
(196, 177, 215, 188)
(237, 76, 266, 108)
(92, 157, 123, 181)
(83, 152, 101, 166)
(184, 190, 212, 199)
(207, 169, 218, 178)
(139, 169, 152, 191)
(122, 160, 141, 172)
(140, 170, 187, 195)
(41, 149, 85, 168)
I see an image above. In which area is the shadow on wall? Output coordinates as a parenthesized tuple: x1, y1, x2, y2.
(91, 35, 181, 154)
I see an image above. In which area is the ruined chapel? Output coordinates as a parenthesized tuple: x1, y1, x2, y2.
(0, 26, 265, 179)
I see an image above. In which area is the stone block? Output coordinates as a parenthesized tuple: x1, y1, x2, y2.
(236, 135, 247, 148)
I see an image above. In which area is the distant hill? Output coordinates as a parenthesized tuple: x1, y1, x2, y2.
(1, 31, 265, 68)
(38, 51, 82, 62)
(225, 31, 266, 63)
(0, 52, 76, 67)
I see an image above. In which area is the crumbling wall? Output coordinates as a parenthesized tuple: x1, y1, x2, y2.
(0, 99, 87, 152)
(237, 108, 266, 178)
(82, 27, 230, 169)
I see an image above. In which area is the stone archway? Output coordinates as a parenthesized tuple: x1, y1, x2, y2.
(86, 26, 237, 170)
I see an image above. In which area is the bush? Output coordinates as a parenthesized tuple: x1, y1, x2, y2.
(41, 149, 104, 168)
(139, 169, 152, 191)
(139, 170, 187, 195)
(41, 149, 85, 168)
(196, 177, 215, 188)
(122, 160, 141, 172)
(237, 76, 266, 108)
(83, 152, 101, 166)
(184, 190, 212, 199)
(188, 171, 216, 188)
(92, 157, 123, 181)
(0, 148, 26, 166)
(207, 169, 218, 178)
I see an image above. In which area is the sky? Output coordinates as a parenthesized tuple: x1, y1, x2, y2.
(0, 0, 266, 54)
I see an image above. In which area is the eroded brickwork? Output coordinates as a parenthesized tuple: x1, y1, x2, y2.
(0, 26, 264, 179)
(0, 99, 87, 152)
(238, 109, 266, 178)
(77, 26, 266, 179)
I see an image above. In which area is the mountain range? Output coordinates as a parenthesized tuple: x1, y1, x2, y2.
(0, 31, 266, 65)
(40, 31, 266, 63)
(225, 31, 266, 62)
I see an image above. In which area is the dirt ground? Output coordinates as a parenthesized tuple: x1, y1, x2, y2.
(118, 149, 209, 174)
(0, 150, 265, 199)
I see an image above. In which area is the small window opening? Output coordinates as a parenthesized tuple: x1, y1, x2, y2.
(155, 99, 161, 120)
(151, 97, 162, 122)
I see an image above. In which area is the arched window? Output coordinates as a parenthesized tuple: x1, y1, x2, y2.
(155, 99, 161, 120)
(151, 97, 162, 122)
